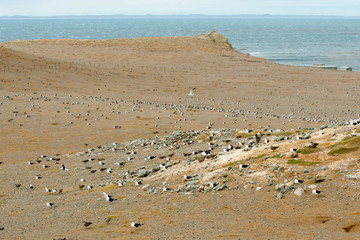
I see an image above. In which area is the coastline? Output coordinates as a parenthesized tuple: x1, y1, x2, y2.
(0, 33, 360, 239)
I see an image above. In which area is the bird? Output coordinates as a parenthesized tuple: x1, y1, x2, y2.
(15, 184, 21, 188)
(183, 175, 192, 180)
(131, 222, 143, 228)
(29, 184, 34, 189)
(42, 165, 50, 168)
(28, 161, 34, 165)
(239, 164, 249, 169)
(312, 189, 322, 195)
(188, 88, 194, 96)
(46, 202, 54, 207)
(294, 179, 304, 184)
(82, 221, 92, 227)
(45, 187, 51, 192)
(103, 192, 116, 202)
(60, 164, 68, 171)
(163, 187, 171, 192)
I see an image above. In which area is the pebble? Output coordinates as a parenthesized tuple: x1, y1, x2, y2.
(294, 187, 304, 196)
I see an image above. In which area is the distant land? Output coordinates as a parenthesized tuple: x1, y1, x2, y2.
(1, 14, 360, 20)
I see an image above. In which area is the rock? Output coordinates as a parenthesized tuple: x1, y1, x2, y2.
(221, 171, 228, 178)
(138, 170, 150, 178)
(321, 166, 328, 171)
(303, 134, 311, 139)
(276, 193, 284, 199)
(270, 163, 279, 171)
(320, 125, 328, 130)
(294, 187, 304, 196)
(205, 31, 232, 48)
(256, 186, 262, 191)
(275, 183, 285, 191)
(204, 187, 211, 193)
(152, 166, 160, 172)
(276, 136, 285, 141)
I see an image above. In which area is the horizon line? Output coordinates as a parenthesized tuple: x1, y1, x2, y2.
(1, 13, 360, 18)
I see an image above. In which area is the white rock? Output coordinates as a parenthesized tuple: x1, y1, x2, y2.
(294, 187, 304, 196)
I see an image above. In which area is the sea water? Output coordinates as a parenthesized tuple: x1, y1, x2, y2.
(0, 16, 359, 70)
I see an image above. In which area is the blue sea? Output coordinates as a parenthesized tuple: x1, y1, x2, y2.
(0, 16, 359, 71)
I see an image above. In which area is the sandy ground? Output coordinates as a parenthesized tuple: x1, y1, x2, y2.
(0, 34, 359, 239)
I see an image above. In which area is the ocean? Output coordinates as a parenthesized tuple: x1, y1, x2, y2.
(0, 16, 359, 71)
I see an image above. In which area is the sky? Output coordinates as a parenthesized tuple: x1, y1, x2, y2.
(0, 0, 359, 17)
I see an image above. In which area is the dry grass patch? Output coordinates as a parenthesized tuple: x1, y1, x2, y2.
(328, 136, 360, 156)
(287, 159, 320, 166)
(297, 147, 322, 154)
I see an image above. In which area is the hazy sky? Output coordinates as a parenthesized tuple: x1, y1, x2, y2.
(0, 0, 359, 16)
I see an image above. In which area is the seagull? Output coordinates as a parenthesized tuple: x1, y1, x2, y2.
(239, 164, 249, 169)
(46, 202, 54, 207)
(131, 222, 144, 228)
(80, 178, 86, 182)
(294, 179, 304, 184)
(135, 180, 142, 186)
(61, 164, 68, 171)
(183, 175, 192, 180)
(188, 89, 194, 96)
(29, 184, 34, 189)
(35, 175, 42, 180)
(82, 221, 92, 227)
(42, 165, 50, 168)
(28, 161, 34, 165)
(163, 187, 171, 192)
(103, 192, 116, 202)
(87, 185, 93, 189)
(45, 187, 51, 192)
(312, 189, 322, 195)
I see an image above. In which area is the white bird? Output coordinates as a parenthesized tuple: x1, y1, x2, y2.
(80, 178, 86, 182)
(87, 185, 93, 189)
(131, 222, 143, 228)
(46, 202, 54, 207)
(103, 192, 116, 202)
(188, 89, 194, 96)
(312, 189, 322, 195)
(45, 187, 51, 192)
(61, 164, 68, 171)
(29, 185, 34, 189)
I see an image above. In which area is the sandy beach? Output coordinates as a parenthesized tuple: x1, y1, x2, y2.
(0, 32, 359, 239)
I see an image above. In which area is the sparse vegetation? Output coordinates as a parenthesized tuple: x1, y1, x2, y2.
(247, 154, 265, 160)
(287, 159, 320, 166)
(270, 153, 282, 159)
(356, 128, 360, 133)
(223, 160, 245, 167)
(328, 136, 360, 156)
(297, 147, 322, 154)
(272, 131, 294, 137)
